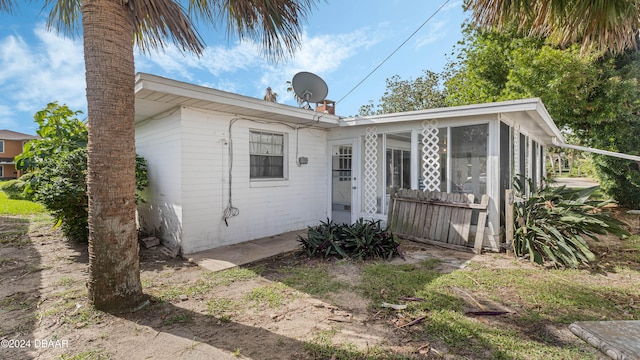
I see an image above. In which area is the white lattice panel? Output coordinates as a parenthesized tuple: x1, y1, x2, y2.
(421, 120, 440, 191)
(364, 127, 378, 215)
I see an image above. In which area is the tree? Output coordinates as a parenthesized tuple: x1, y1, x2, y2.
(358, 70, 447, 116)
(445, 27, 640, 208)
(16, 102, 87, 171)
(3, 0, 320, 312)
(465, 0, 640, 54)
(15, 102, 149, 243)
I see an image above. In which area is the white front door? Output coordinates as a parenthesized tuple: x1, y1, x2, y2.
(328, 139, 359, 224)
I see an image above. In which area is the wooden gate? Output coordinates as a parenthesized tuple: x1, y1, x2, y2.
(387, 189, 489, 254)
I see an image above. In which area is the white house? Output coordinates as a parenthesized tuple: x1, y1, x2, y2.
(135, 73, 563, 255)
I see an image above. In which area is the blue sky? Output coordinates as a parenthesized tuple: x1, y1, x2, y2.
(0, 0, 467, 135)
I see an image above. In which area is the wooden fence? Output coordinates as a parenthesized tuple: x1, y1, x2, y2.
(387, 189, 489, 254)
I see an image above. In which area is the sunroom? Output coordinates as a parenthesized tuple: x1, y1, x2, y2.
(326, 98, 564, 251)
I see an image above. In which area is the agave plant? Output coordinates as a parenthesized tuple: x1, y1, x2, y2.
(512, 178, 629, 268)
(297, 218, 403, 260)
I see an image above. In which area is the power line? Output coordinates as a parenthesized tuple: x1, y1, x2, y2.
(335, 0, 451, 105)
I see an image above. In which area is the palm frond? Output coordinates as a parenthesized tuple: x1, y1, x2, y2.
(0, 0, 16, 13)
(130, 0, 205, 55)
(220, 0, 319, 62)
(44, 0, 82, 38)
(465, 0, 640, 54)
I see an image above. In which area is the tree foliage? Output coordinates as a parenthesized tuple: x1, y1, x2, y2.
(359, 70, 447, 116)
(11, 103, 149, 242)
(36, 148, 88, 242)
(15, 102, 87, 171)
(445, 27, 640, 208)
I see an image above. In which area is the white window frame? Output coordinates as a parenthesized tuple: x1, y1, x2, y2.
(249, 130, 288, 181)
(0, 165, 4, 177)
(0, 140, 4, 153)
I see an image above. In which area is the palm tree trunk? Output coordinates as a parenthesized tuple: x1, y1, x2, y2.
(82, 0, 144, 311)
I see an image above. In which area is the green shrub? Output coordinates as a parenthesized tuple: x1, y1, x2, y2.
(297, 218, 403, 260)
(1, 179, 29, 200)
(33, 148, 149, 242)
(35, 148, 88, 242)
(512, 178, 629, 268)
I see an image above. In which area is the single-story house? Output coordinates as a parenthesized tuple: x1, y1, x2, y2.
(135, 73, 563, 255)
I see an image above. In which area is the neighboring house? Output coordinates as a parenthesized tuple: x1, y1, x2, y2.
(0, 130, 39, 180)
(135, 73, 562, 255)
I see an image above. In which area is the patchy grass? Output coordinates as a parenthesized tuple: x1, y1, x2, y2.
(304, 329, 412, 360)
(357, 259, 458, 311)
(0, 192, 45, 215)
(279, 265, 351, 296)
(60, 349, 112, 359)
(353, 255, 639, 359)
(39, 288, 103, 329)
(244, 282, 294, 308)
(55, 277, 77, 287)
(162, 312, 194, 326)
(206, 298, 243, 318)
(202, 266, 263, 285)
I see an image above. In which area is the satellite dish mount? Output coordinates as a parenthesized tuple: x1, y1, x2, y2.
(291, 72, 328, 110)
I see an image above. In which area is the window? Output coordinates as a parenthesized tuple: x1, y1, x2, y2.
(249, 130, 285, 179)
(451, 124, 488, 200)
(0, 165, 4, 177)
(0, 140, 4, 153)
(335, 145, 352, 181)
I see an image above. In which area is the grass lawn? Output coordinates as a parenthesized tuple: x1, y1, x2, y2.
(0, 191, 45, 215)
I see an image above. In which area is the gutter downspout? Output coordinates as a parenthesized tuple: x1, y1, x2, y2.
(552, 138, 640, 162)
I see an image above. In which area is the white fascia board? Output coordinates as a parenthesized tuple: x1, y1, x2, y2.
(532, 101, 565, 143)
(340, 98, 565, 143)
(135, 73, 340, 126)
(341, 98, 543, 124)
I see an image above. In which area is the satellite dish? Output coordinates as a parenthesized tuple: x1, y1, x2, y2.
(291, 72, 328, 109)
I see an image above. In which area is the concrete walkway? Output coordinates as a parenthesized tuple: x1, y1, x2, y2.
(552, 177, 599, 188)
(187, 230, 303, 272)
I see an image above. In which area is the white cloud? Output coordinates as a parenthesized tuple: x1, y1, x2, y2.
(0, 24, 86, 126)
(133, 27, 381, 106)
(258, 29, 381, 104)
(414, 21, 447, 49)
(136, 39, 262, 81)
(443, 1, 463, 11)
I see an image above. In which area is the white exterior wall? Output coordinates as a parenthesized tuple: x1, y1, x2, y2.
(135, 109, 183, 250)
(179, 108, 329, 254)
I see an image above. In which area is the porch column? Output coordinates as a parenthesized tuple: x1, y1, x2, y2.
(363, 126, 378, 215)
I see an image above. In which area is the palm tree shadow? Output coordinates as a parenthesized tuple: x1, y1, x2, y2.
(119, 298, 311, 359)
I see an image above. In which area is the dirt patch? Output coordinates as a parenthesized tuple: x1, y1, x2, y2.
(0, 212, 639, 359)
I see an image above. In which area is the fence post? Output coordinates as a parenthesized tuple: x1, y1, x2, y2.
(505, 189, 514, 255)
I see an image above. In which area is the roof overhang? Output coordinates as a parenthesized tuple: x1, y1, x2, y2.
(339, 98, 565, 145)
(135, 73, 341, 128)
